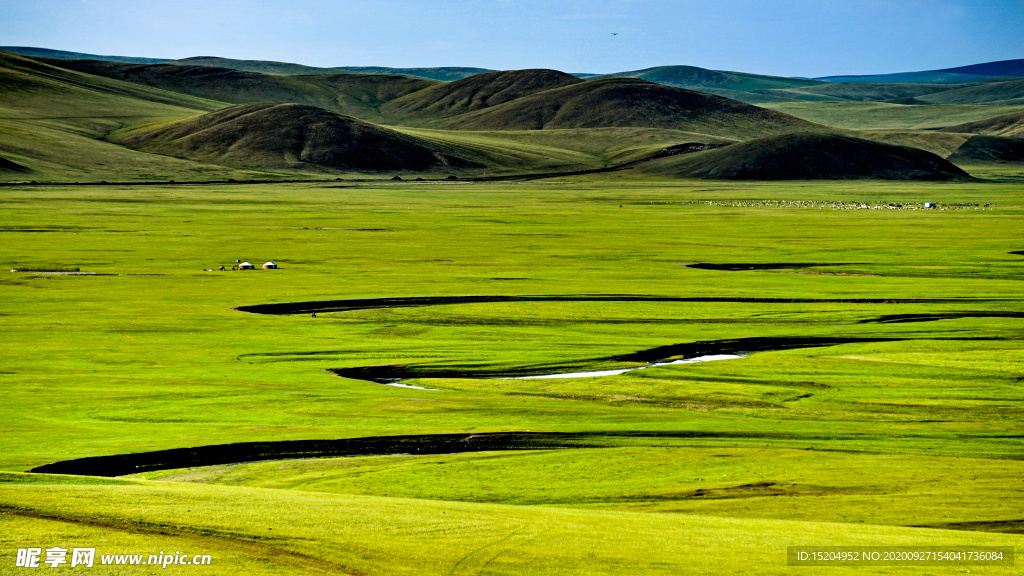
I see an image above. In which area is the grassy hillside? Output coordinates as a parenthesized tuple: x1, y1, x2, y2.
(686, 87, 800, 104)
(166, 58, 493, 81)
(438, 78, 823, 137)
(946, 135, 1024, 164)
(762, 100, 1024, 130)
(589, 65, 822, 91)
(338, 66, 496, 81)
(37, 56, 437, 122)
(759, 82, 972, 102)
(856, 131, 972, 158)
(114, 102, 479, 173)
(917, 78, 1024, 105)
(851, 130, 1024, 168)
(170, 56, 349, 75)
(0, 51, 272, 181)
(381, 69, 583, 123)
(940, 110, 1024, 137)
(578, 65, 824, 104)
(637, 134, 970, 180)
(0, 51, 223, 119)
(397, 126, 738, 170)
(0, 117, 273, 182)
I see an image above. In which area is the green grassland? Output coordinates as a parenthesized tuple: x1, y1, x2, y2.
(136, 447, 1024, 529)
(3, 49, 1024, 575)
(5, 475, 1019, 576)
(1, 178, 1022, 574)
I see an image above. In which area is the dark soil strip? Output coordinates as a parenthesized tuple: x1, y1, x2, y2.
(1011, 251, 1024, 256)
(237, 295, 965, 316)
(611, 336, 891, 363)
(685, 263, 847, 271)
(862, 312, 1024, 324)
(31, 431, 805, 477)
(911, 518, 1024, 535)
(331, 336, 897, 382)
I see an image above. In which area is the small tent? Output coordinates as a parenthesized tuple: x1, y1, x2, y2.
(263, 262, 277, 269)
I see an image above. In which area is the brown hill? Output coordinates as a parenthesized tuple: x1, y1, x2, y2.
(940, 111, 1024, 137)
(114, 103, 477, 172)
(437, 78, 821, 138)
(638, 134, 971, 180)
(382, 69, 583, 122)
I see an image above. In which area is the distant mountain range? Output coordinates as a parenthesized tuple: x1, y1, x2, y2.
(4, 46, 1021, 86)
(0, 46, 170, 64)
(816, 59, 1024, 83)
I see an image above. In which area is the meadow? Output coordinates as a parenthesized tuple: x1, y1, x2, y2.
(1, 176, 1021, 574)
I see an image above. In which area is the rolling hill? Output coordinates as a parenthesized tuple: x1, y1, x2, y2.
(939, 110, 1024, 137)
(945, 135, 1024, 164)
(4, 47, 1023, 180)
(2, 48, 494, 80)
(757, 82, 973, 102)
(382, 69, 584, 122)
(0, 51, 222, 118)
(859, 130, 1024, 165)
(113, 102, 479, 172)
(817, 58, 1024, 83)
(436, 78, 823, 138)
(579, 65, 824, 104)
(0, 51, 270, 181)
(170, 56, 348, 76)
(587, 65, 823, 91)
(637, 133, 971, 180)
(336, 66, 495, 81)
(34, 57, 437, 122)
(167, 59, 492, 80)
(0, 45, 169, 64)
(915, 78, 1024, 106)
(761, 100, 1024, 131)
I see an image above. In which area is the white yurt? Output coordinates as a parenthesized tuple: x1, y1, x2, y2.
(263, 262, 278, 269)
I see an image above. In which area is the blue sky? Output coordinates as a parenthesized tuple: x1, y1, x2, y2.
(1, 0, 1021, 76)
